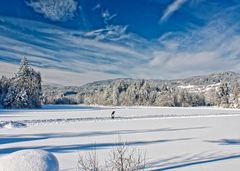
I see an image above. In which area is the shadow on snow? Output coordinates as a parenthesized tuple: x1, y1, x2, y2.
(206, 138, 240, 145)
(0, 138, 192, 154)
(148, 152, 240, 170)
(0, 126, 206, 145)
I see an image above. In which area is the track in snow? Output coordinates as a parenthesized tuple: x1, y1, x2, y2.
(1, 112, 240, 128)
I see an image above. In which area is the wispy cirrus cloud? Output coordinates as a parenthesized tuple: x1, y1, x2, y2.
(145, 7, 240, 79)
(25, 0, 78, 22)
(160, 0, 188, 23)
(0, 16, 149, 80)
(84, 25, 128, 41)
(102, 9, 117, 25)
(86, 8, 128, 41)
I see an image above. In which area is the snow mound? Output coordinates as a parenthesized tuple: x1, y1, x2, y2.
(0, 149, 59, 171)
(0, 121, 26, 129)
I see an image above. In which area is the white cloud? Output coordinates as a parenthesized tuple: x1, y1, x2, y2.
(0, 62, 116, 86)
(160, 0, 188, 23)
(26, 0, 78, 22)
(143, 16, 240, 79)
(102, 9, 117, 25)
(84, 25, 128, 41)
(0, 16, 148, 81)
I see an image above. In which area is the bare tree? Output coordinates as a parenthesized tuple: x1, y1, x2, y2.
(77, 148, 101, 171)
(106, 142, 146, 171)
(76, 141, 146, 171)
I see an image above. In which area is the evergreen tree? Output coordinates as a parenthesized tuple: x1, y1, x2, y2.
(0, 76, 10, 106)
(216, 82, 230, 107)
(3, 57, 42, 108)
(230, 80, 240, 108)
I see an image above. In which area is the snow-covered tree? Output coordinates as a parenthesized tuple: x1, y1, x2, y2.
(230, 80, 240, 108)
(216, 82, 230, 108)
(3, 57, 42, 108)
(0, 76, 10, 106)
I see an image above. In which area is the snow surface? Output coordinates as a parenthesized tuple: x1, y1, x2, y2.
(0, 149, 59, 171)
(0, 105, 240, 170)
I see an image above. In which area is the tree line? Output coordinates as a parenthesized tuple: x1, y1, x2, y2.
(43, 78, 240, 108)
(1, 57, 240, 109)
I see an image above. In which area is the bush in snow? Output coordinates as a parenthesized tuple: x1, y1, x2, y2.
(0, 149, 59, 171)
(77, 141, 146, 171)
(106, 143, 146, 171)
(3, 57, 42, 109)
(77, 149, 100, 171)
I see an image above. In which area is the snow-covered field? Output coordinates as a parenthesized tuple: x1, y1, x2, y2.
(1, 105, 240, 171)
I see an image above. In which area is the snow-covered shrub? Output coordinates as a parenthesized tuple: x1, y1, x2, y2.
(0, 149, 59, 171)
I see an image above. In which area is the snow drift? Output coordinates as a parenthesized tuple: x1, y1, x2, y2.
(0, 121, 26, 129)
(0, 149, 59, 171)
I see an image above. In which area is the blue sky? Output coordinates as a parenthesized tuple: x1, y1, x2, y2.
(0, 0, 240, 85)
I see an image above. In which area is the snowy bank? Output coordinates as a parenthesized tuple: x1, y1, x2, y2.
(0, 121, 26, 129)
(0, 150, 59, 171)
